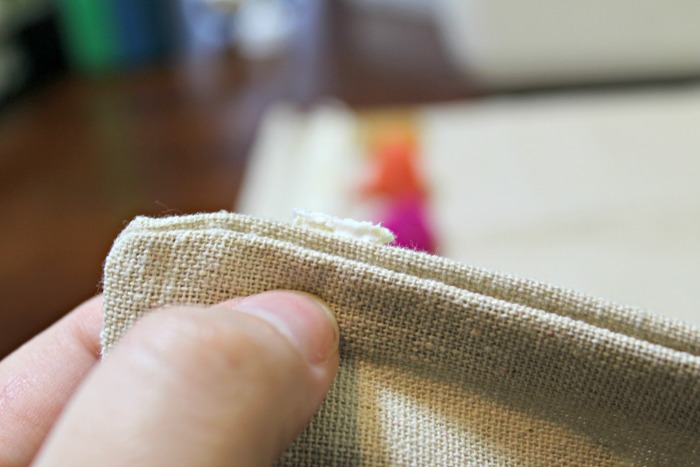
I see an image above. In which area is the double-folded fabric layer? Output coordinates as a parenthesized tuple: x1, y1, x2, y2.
(102, 212, 700, 465)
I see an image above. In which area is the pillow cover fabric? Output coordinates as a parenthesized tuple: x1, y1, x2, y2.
(102, 212, 700, 465)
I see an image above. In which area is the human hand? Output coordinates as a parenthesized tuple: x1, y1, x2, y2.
(0, 290, 340, 466)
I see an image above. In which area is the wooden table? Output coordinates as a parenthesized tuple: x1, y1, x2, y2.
(0, 3, 473, 357)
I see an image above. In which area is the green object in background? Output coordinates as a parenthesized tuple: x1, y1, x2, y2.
(55, 0, 119, 72)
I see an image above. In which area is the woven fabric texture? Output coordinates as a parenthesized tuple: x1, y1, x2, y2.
(102, 212, 700, 465)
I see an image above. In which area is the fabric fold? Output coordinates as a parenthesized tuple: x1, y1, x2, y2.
(102, 211, 700, 465)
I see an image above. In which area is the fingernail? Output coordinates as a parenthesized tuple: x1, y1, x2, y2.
(232, 291, 339, 365)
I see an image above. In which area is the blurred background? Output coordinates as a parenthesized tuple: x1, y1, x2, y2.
(2, 0, 700, 358)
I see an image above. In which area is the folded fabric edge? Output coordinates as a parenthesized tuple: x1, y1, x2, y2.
(103, 217, 699, 364)
(115, 212, 700, 356)
(100, 224, 700, 453)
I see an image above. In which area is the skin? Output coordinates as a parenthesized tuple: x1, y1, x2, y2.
(0, 290, 340, 466)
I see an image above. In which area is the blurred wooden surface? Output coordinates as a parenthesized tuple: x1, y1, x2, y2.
(0, 2, 473, 357)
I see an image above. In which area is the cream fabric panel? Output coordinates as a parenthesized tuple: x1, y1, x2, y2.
(102, 212, 700, 465)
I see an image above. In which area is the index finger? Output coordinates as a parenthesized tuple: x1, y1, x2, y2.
(0, 295, 102, 467)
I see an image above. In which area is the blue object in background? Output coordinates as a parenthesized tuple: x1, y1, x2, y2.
(112, 0, 158, 66)
(111, 0, 185, 67)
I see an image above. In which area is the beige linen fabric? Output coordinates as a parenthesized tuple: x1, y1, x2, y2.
(102, 212, 700, 466)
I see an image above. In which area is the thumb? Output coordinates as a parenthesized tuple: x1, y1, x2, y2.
(34, 290, 340, 467)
